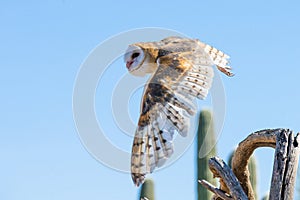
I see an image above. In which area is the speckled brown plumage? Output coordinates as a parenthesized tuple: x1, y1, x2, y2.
(126, 36, 233, 186)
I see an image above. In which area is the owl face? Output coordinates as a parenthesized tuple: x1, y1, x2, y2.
(124, 45, 157, 77)
(124, 45, 146, 76)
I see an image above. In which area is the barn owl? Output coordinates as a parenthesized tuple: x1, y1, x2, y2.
(124, 36, 233, 186)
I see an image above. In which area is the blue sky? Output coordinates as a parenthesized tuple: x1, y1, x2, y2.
(1, 1, 300, 199)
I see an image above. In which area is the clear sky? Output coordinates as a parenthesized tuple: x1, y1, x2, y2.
(1, 1, 300, 200)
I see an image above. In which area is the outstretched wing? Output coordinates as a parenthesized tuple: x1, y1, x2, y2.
(131, 40, 232, 186)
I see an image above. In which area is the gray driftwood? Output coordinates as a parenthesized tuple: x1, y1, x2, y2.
(199, 128, 300, 200)
(210, 157, 248, 200)
(198, 180, 233, 200)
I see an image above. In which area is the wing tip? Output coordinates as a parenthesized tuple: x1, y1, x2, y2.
(216, 65, 235, 77)
(132, 173, 145, 187)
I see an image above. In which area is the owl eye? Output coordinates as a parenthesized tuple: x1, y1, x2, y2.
(131, 52, 140, 59)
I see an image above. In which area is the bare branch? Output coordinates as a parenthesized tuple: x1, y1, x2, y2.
(198, 180, 233, 200)
(231, 128, 280, 199)
(209, 157, 248, 200)
(200, 128, 300, 200)
(269, 131, 300, 200)
(231, 128, 300, 200)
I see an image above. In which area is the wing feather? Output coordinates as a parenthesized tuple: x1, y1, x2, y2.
(168, 92, 196, 115)
(201, 42, 234, 76)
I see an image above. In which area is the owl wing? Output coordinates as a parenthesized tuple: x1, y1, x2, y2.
(131, 43, 230, 186)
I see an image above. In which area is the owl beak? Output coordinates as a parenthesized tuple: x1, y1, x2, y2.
(126, 60, 134, 70)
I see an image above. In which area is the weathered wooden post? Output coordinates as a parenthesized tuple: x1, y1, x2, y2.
(199, 128, 300, 200)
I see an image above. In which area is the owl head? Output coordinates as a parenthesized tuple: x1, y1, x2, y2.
(124, 45, 157, 77)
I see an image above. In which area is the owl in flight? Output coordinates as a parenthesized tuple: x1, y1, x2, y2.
(124, 36, 233, 186)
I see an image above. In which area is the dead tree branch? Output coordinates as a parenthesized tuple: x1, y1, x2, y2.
(231, 129, 278, 199)
(210, 157, 248, 200)
(198, 180, 233, 200)
(269, 130, 300, 199)
(199, 128, 300, 200)
(231, 128, 300, 200)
